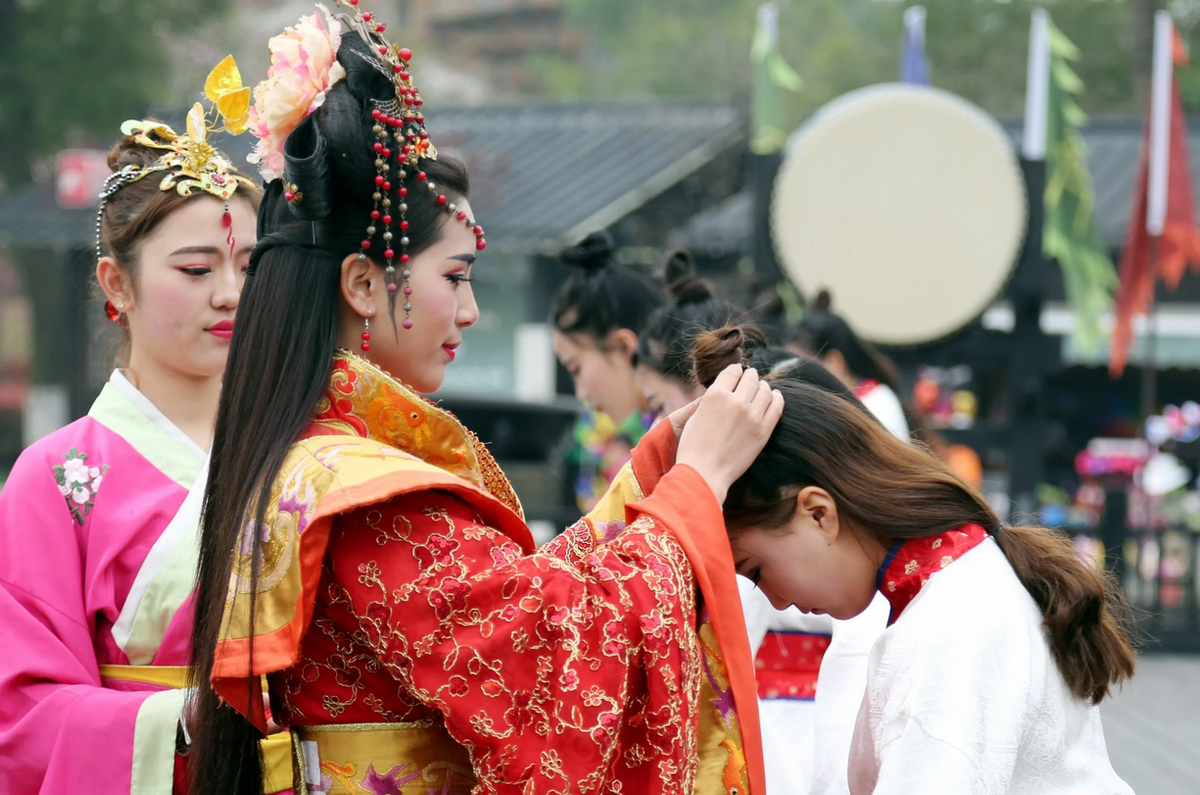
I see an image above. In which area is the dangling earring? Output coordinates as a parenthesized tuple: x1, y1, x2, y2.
(361, 316, 371, 352)
(105, 301, 127, 328)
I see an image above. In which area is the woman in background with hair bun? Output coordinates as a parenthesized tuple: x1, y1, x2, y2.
(795, 290, 912, 443)
(552, 231, 666, 510)
(633, 249, 735, 416)
(695, 324, 1136, 795)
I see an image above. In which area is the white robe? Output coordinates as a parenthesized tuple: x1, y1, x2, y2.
(809, 594, 889, 795)
(857, 383, 909, 444)
(849, 538, 1133, 795)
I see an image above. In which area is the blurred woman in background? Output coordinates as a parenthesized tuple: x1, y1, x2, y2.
(552, 231, 666, 510)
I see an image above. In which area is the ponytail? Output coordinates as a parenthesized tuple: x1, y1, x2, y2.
(993, 524, 1136, 704)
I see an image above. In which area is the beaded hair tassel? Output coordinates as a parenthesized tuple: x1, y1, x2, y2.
(334, 0, 485, 330)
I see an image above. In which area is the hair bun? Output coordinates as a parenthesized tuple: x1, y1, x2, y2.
(281, 113, 333, 221)
(692, 327, 745, 387)
(692, 324, 770, 387)
(668, 275, 716, 306)
(660, 249, 715, 306)
(813, 288, 833, 313)
(662, 249, 694, 283)
(561, 230, 615, 273)
(106, 129, 168, 172)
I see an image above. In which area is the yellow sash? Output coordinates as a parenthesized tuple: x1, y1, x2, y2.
(98, 664, 294, 792)
(293, 722, 474, 794)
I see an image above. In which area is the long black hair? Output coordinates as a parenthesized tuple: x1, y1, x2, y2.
(551, 230, 665, 344)
(188, 31, 470, 795)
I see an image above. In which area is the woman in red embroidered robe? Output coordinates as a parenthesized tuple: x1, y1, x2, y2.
(695, 326, 1137, 795)
(187, 6, 779, 795)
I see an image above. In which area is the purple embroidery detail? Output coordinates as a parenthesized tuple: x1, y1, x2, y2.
(278, 489, 313, 536)
(594, 519, 626, 543)
(239, 520, 271, 556)
(359, 762, 420, 795)
(701, 643, 737, 728)
(277, 461, 316, 536)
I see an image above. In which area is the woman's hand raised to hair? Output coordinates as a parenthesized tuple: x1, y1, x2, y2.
(675, 364, 783, 505)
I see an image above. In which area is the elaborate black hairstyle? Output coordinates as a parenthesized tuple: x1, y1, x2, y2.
(250, 30, 470, 316)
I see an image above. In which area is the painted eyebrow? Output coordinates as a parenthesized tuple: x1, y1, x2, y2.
(168, 246, 221, 256)
(448, 253, 476, 264)
(168, 244, 255, 257)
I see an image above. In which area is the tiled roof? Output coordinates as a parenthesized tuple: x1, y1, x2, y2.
(0, 102, 744, 253)
(425, 102, 742, 253)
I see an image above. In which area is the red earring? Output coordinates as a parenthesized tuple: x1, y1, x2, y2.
(361, 316, 371, 352)
(104, 301, 120, 323)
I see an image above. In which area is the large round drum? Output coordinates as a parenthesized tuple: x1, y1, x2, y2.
(771, 83, 1027, 346)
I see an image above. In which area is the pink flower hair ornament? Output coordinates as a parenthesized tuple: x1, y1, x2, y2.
(247, 3, 346, 181)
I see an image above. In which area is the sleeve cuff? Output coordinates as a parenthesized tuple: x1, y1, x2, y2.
(627, 464, 722, 536)
(131, 688, 190, 794)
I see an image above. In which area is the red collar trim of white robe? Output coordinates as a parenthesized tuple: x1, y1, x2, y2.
(854, 379, 881, 399)
(875, 523, 989, 625)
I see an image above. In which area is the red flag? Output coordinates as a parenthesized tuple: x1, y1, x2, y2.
(1110, 27, 1200, 376)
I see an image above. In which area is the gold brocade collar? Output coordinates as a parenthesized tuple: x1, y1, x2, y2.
(305, 350, 522, 518)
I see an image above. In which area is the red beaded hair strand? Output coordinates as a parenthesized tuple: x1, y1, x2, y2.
(331, 0, 486, 331)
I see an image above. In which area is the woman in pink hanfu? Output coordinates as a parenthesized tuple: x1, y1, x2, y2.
(0, 77, 278, 795)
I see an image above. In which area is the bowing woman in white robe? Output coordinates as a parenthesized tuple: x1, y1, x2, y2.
(738, 353, 901, 795)
(791, 291, 933, 795)
(698, 325, 1136, 795)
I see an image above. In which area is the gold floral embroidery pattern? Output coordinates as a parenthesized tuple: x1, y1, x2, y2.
(294, 492, 702, 795)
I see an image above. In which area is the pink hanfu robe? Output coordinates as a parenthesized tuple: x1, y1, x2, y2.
(1, 370, 211, 794)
